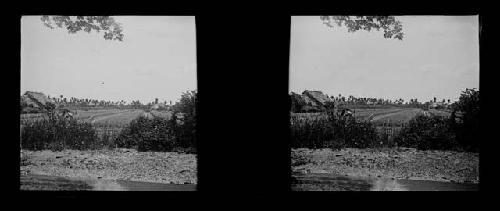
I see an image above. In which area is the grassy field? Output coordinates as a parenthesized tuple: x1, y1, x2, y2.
(74, 109, 143, 125)
(21, 108, 173, 142)
(291, 107, 425, 125)
(291, 107, 452, 146)
(370, 108, 423, 126)
(352, 107, 404, 121)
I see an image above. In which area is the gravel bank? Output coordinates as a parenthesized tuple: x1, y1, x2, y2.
(20, 148, 197, 184)
(291, 147, 479, 184)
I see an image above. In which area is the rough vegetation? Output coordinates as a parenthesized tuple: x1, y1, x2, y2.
(20, 90, 198, 186)
(291, 88, 479, 153)
(21, 111, 101, 151)
(291, 108, 378, 149)
(21, 90, 197, 153)
(394, 115, 458, 151)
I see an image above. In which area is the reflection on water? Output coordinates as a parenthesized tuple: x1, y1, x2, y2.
(292, 173, 478, 191)
(115, 180, 196, 191)
(20, 174, 196, 191)
(20, 174, 93, 191)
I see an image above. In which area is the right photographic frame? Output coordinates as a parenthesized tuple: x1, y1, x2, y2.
(289, 16, 479, 191)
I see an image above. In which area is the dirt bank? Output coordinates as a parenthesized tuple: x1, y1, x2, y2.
(291, 147, 479, 184)
(20, 148, 197, 185)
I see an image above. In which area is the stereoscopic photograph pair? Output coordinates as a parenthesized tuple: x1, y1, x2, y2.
(20, 15, 480, 191)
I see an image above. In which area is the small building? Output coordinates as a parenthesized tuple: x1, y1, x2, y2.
(302, 90, 333, 110)
(151, 103, 167, 110)
(21, 91, 56, 113)
(430, 101, 446, 109)
(302, 90, 332, 106)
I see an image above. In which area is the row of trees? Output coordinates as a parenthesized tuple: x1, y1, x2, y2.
(98, 90, 198, 152)
(48, 95, 174, 110)
(394, 88, 479, 152)
(22, 90, 198, 152)
(329, 94, 452, 108)
(291, 88, 479, 152)
(291, 92, 455, 113)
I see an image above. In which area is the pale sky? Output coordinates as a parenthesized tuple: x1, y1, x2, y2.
(290, 16, 479, 102)
(21, 16, 197, 104)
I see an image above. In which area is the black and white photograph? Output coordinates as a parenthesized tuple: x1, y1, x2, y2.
(20, 16, 197, 191)
(16, 13, 485, 194)
(289, 16, 479, 191)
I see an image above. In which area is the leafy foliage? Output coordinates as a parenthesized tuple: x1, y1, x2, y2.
(320, 16, 404, 40)
(171, 90, 197, 149)
(395, 89, 479, 152)
(114, 115, 195, 152)
(291, 107, 378, 149)
(114, 90, 197, 152)
(450, 88, 479, 152)
(40, 16, 124, 41)
(172, 90, 197, 117)
(394, 114, 458, 151)
(21, 112, 100, 151)
(114, 116, 178, 152)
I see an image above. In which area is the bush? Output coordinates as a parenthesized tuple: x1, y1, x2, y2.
(394, 114, 458, 151)
(114, 116, 176, 151)
(114, 114, 196, 152)
(21, 112, 100, 151)
(291, 108, 378, 149)
(170, 90, 197, 150)
(450, 88, 479, 152)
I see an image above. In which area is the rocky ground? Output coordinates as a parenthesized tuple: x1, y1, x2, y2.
(20, 148, 197, 185)
(291, 147, 479, 184)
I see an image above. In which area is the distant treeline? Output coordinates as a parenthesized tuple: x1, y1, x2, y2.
(290, 90, 454, 113)
(21, 90, 198, 153)
(47, 96, 171, 110)
(20, 90, 194, 113)
(291, 88, 479, 152)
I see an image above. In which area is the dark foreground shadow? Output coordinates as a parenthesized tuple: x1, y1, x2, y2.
(20, 174, 196, 191)
(292, 173, 478, 191)
(20, 174, 93, 191)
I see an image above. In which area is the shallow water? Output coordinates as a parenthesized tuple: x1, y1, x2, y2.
(292, 173, 478, 191)
(20, 174, 196, 191)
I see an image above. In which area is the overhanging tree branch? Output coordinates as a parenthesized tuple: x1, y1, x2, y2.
(320, 16, 404, 40)
(40, 16, 124, 41)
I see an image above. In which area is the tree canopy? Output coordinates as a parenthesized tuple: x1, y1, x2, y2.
(320, 16, 404, 40)
(40, 16, 124, 41)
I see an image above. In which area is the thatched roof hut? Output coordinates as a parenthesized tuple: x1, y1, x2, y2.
(289, 90, 334, 113)
(21, 91, 56, 113)
(302, 90, 332, 107)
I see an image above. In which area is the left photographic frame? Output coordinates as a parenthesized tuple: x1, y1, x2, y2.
(20, 16, 197, 191)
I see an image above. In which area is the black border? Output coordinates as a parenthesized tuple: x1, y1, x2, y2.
(7, 4, 494, 204)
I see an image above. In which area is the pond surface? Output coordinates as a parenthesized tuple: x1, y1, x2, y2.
(292, 173, 478, 191)
(21, 173, 478, 191)
(20, 174, 196, 191)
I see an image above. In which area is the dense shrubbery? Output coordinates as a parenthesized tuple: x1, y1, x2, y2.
(451, 88, 479, 152)
(291, 108, 378, 149)
(21, 112, 100, 151)
(394, 114, 458, 150)
(171, 90, 197, 150)
(21, 90, 197, 153)
(114, 116, 176, 151)
(291, 88, 479, 152)
(395, 88, 479, 152)
(114, 115, 195, 153)
(114, 90, 197, 153)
